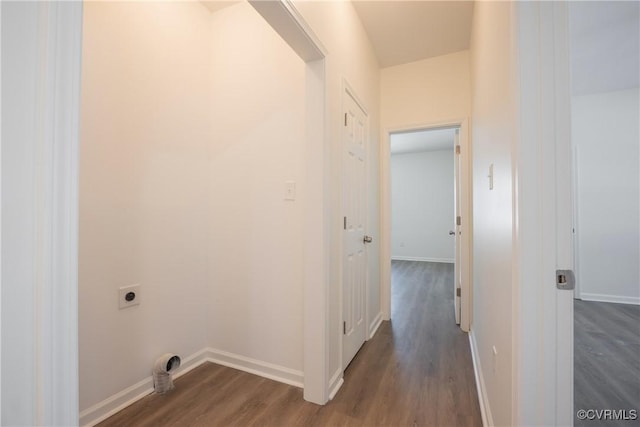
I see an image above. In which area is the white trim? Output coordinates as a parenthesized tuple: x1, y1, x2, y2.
(391, 256, 454, 264)
(43, 4, 83, 424)
(381, 118, 472, 333)
(80, 348, 210, 427)
(247, 0, 329, 405)
(469, 331, 492, 427)
(368, 311, 383, 339)
(249, 0, 326, 62)
(328, 379, 344, 400)
(328, 369, 344, 400)
(343, 79, 369, 116)
(550, 5, 575, 424)
(0, 2, 81, 423)
(79, 347, 305, 427)
(80, 377, 153, 427)
(207, 348, 304, 388)
(572, 144, 582, 299)
(513, 3, 574, 425)
(0, 2, 3, 420)
(579, 293, 640, 306)
(302, 57, 329, 405)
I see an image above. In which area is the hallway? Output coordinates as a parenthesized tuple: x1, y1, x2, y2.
(99, 261, 481, 426)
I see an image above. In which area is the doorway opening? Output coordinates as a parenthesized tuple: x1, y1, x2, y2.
(381, 120, 471, 332)
(389, 127, 459, 323)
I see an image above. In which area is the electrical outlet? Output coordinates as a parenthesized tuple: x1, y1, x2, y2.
(119, 284, 141, 309)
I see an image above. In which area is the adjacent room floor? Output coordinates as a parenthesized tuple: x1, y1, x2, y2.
(99, 260, 481, 426)
(574, 299, 640, 426)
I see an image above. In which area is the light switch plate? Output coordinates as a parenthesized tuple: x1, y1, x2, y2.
(284, 181, 296, 201)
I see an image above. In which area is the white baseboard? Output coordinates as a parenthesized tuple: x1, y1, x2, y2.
(79, 348, 210, 427)
(369, 311, 383, 339)
(80, 347, 304, 427)
(579, 293, 640, 305)
(205, 347, 304, 388)
(391, 256, 454, 264)
(328, 368, 344, 400)
(469, 330, 492, 427)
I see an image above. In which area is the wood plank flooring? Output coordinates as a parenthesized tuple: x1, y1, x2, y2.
(99, 261, 481, 426)
(574, 299, 640, 426)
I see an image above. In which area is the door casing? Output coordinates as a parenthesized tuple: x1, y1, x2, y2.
(513, 2, 573, 424)
(380, 118, 472, 332)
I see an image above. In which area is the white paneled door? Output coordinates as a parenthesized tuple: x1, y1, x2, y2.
(342, 88, 368, 370)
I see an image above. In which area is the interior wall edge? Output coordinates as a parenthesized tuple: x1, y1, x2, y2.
(368, 311, 384, 339)
(469, 330, 491, 427)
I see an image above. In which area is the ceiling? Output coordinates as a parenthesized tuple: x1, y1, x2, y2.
(200, 1, 239, 14)
(390, 128, 455, 155)
(351, 1, 474, 68)
(569, 2, 639, 95)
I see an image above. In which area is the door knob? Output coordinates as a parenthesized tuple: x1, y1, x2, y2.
(363, 235, 373, 243)
(449, 230, 455, 236)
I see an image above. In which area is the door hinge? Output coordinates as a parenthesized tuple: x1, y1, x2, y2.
(343, 321, 346, 335)
(344, 113, 348, 126)
(455, 145, 461, 154)
(344, 216, 347, 230)
(456, 288, 461, 297)
(556, 269, 575, 290)
(456, 216, 461, 226)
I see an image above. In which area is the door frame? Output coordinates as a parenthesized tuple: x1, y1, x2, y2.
(1, 2, 83, 424)
(572, 144, 582, 300)
(380, 118, 472, 332)
(1, 2, 3, 421)
(513, 2, 573, 424)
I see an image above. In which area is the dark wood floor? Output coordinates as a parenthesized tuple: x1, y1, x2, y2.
(99, 260, 481, 426)
(574, 299, 640, 426)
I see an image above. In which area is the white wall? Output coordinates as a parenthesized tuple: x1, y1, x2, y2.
(468, 2, 517, 425)
(79, 1, 213, 412)
(391, 149, 455, 262)
(573, 88, 640, 304)
(293, 0, 381, 389)
(379, 50, 471, 322)
(381, 50, 471, 129)
(205, 2, 306, 372)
